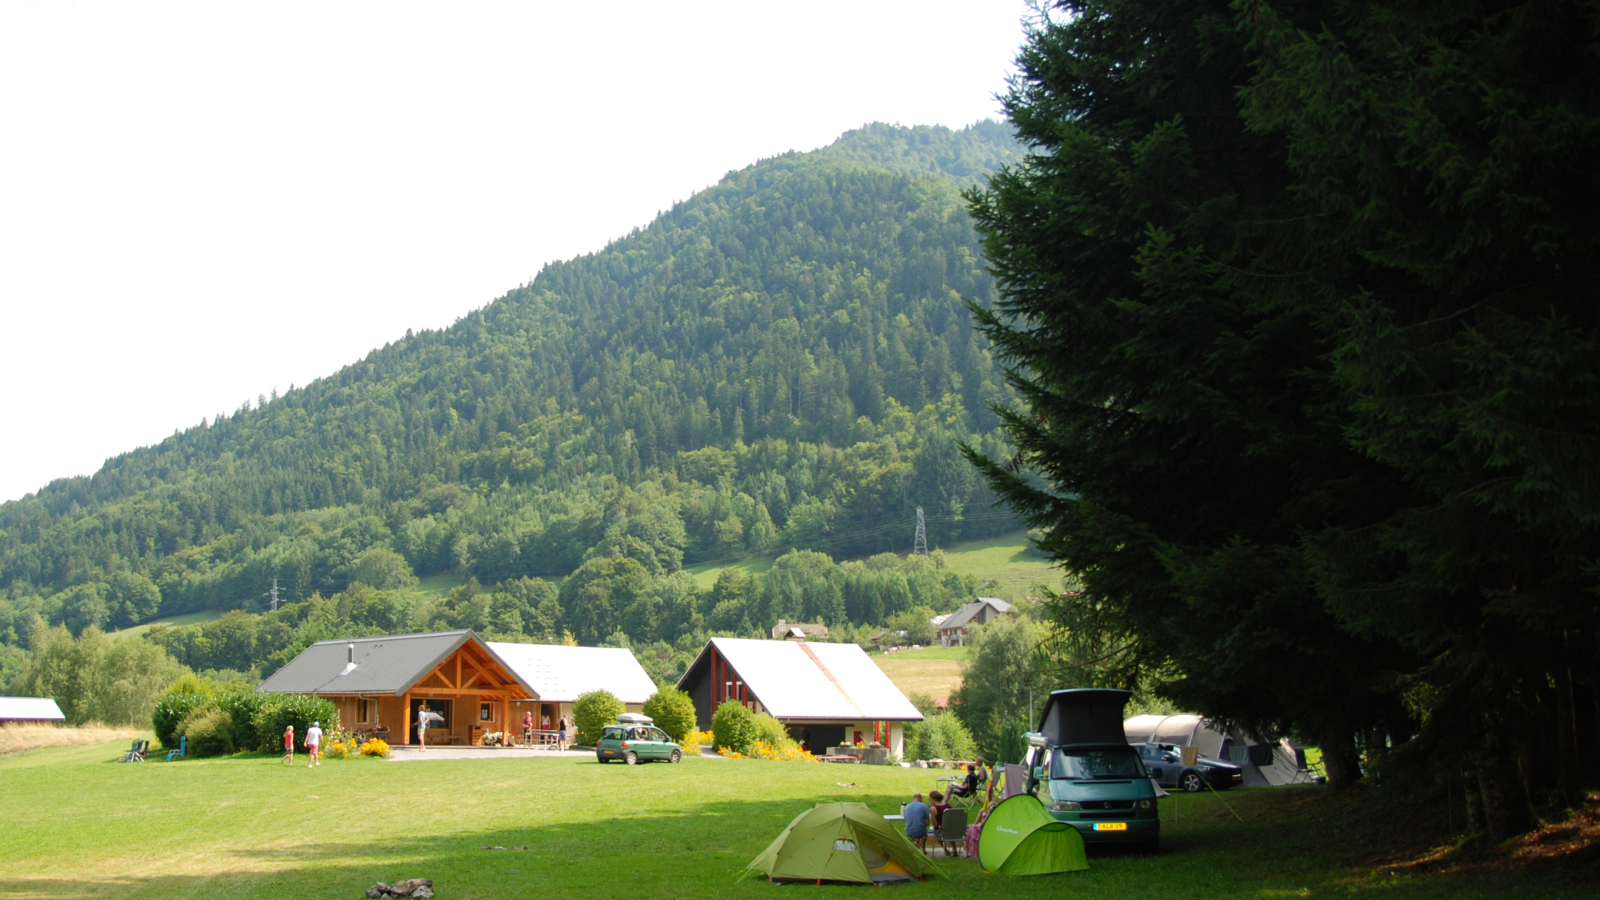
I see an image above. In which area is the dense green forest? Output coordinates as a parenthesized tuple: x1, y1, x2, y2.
(0, 122, 1024, 670)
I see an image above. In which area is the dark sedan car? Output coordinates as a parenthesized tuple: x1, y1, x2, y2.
(1134, 742, 1243, 792)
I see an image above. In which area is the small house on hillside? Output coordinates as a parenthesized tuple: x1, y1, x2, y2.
(677, 637, 922, 756)
(771, 620, 829, 641)
(0, 697, 66, 724)
(258, 630, 536, 746)
(486, 641, 657, 733)
(938, 597, 1014, 647)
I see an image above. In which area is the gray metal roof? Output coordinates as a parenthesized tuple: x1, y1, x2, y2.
(0, 697, 66, 721)
(939, 597, 1014, 631)
(680, 638, 922, 722)
(258, 630, 533, 697)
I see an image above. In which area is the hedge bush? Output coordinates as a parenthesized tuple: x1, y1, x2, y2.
(641, 688, 697, 742)
(215, 689, 271, 753)
(176, 705, 235, 757)
(152, 690, 211, 749)
(250, 694, 340, 752)
(573, 689, 623, 746)
(711, 699, 757, 754)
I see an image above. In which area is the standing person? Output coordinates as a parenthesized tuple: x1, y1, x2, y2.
(416, 704, 429, 753)
(542, 711, 552, 745)
(282, 724, 295, 766)
(305, 720, 324, 768)
(522, 711, 534, 746)
(557, 715, 568, 752)
(902, 792, 932, 852)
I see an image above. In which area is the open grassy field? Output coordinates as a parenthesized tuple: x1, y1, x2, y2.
(417, 572, 470, 596)
(687, 531, 1063, 600)
(873, 646, 968, 702)
(932, 531, 1066, 601)
(109, 608, 227, 641)
(0, 722, 143, 755)
(4, 737, 1594, 900)
(686, 555, 776, 590)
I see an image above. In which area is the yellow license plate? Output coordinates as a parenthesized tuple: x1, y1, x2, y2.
(1093, 822, 1128, 832)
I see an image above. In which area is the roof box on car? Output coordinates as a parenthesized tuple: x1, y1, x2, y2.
(616, 712, 654, 725)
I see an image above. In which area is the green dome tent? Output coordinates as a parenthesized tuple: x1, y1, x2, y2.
(740, 802, 945, 885)
(978, 794, 1089, 876)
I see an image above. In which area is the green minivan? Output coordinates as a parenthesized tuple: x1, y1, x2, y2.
(1022, 689, 1161, 852)
(596, 713, 682, 765)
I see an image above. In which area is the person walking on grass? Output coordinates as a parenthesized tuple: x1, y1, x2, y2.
(282, 724, 295, 766)
(902, 792, 932, 853)
(305, 720, 323, 768)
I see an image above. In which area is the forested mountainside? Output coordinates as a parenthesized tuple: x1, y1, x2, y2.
(0, 122, 1025, 651)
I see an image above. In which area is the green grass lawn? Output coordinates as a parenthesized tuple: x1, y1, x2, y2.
(932, 531, 1067, 601)
(686, 555, 776, 590)
(687, 531, 1063, 600)
(4, 737, 1593, 900)
(873, 646, 969, 701)
(417, 573, 470, 596)
(110, 608, 227, 641)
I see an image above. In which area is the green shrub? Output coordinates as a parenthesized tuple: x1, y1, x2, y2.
(711, 699, 758, 755)
(215, 689, 270, 753)
(250, 694, 340, 752)
(751, 711, 790, 747)
(152, 690, 212, 749)
(572, 690, 623, 746)
(641, 688, 697, 742)
(908, 711, 977, 762)
(176, 704, 235, 757)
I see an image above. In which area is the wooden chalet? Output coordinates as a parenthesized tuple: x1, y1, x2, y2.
(677, 637, 923, 757)
(257, 630, 535, 746)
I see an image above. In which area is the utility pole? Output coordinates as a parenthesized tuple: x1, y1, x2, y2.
(913, 507, 929, 556)
(266, 578, 282, 612)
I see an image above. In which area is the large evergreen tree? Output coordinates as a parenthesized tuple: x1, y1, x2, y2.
(968, 0, 1600, 828)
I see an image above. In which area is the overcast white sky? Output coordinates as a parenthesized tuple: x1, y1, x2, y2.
(0, 1, 1030, 504)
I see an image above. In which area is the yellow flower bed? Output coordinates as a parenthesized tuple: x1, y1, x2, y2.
(683, 730, 714, 748)
(718, 740, 817, 762)
(322, 738, 359, 759)
(359, 738, 391, 758)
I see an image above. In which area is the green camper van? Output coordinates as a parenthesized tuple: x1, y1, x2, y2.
(1021, 688, 1161, 852)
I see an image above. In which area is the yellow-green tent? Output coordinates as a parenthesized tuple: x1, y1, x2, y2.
(978, 794, 1089, 876)
(740, 802, 945, 885)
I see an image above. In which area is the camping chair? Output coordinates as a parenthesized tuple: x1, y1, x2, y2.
(949, 767, 986, 809)
(935, 807, 968, 857)
(166, 735, 186, 762)
(1288, 746, 1325, 784)
(118, 740, 147, 762)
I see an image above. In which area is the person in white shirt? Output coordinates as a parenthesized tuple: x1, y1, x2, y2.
(305, 720, 324, 768)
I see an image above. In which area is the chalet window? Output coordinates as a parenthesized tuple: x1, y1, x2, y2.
(480, 703, 493, 722)
(360, 700, 377, 724)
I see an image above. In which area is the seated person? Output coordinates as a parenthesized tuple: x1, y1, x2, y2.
(928, 791, 951, 829)
(902, 792, 932, 851)
(947, 763, 980, 798)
